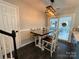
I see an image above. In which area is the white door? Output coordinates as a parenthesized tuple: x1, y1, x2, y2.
(0, 1, 20, 59)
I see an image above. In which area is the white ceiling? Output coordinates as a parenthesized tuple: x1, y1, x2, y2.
(44, 0, 79, 8)
(23, 0, 79, 14)
(4, 0, 79, 14)
(43, 0, 79, 13)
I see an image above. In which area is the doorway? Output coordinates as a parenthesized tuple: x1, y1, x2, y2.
(49, 16, 72, 41)
(0, 1, 20, 59)
(58, 16, 72, 41)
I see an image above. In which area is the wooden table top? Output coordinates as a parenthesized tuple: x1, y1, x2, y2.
(31, 30, 53, 36)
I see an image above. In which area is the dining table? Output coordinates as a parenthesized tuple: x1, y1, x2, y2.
(31, 29, 53, 49)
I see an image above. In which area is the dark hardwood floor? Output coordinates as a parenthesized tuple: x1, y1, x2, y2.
(17, 41, 76, 59)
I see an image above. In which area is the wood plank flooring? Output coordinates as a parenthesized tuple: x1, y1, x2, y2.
(17, 42, 76, 59)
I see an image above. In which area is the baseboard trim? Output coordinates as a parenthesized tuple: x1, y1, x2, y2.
(18, 40, 34, 49)
(6, 40, 34, 58)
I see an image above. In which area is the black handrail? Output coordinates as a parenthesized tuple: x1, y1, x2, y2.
(0, 30, 18, 59)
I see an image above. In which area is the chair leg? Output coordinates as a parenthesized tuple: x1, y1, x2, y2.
(42, 40, 44, 51)
(35, 36, 38, 46)
(51, 44, 53, 57)
(51, 52, 52, 57)
(54, 42, 57, 52)
(53, 44, 55, 52)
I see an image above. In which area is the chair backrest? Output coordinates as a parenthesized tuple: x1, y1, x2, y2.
(50, 31, 58, 44)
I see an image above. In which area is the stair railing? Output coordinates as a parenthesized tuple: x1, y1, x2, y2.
(0, 30, 18, 59)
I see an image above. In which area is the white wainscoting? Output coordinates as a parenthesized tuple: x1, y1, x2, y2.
(18, 29, 34, 48)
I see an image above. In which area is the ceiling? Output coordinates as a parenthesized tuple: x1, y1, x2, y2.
(43, 0, 79, 14)
(4, 0, 79, 14)
(44, 0, 79, 8)
(23, 0, 79, 14)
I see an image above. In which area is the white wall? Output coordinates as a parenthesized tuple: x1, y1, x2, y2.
(17, 1, 46, 47)
(74, 8, 79, 27)
(3, 0, 46, 47)
(19, 2, 45, 29)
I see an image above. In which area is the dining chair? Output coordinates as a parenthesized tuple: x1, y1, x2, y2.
(42, 31, 58, 57)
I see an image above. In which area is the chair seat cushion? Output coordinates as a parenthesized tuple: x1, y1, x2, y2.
(42, 36, 53, 43)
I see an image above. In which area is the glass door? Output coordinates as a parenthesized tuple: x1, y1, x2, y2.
(58, 16, 72, 41)
(49, 18, 58, 36)
(49, 16, 72, 41)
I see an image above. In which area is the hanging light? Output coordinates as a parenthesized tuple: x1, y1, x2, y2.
(45, 5, 56, 17)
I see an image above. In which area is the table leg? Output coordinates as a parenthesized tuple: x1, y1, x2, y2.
(38, 36, 42, 48)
